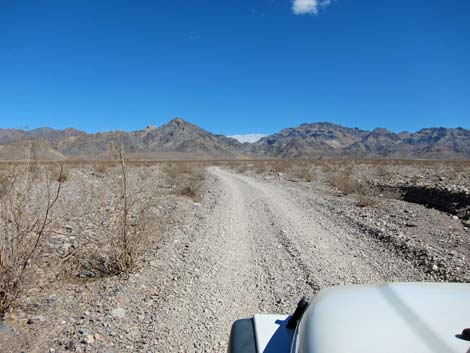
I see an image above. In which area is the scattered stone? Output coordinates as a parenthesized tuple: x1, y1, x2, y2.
(111, 308, 126, 319)
(26, 316, 45, 324)
(65, 341, 76, 351)
(82, 335, 95, 345)
(79, 270, 96, 278)
(0, 322, 8, 332)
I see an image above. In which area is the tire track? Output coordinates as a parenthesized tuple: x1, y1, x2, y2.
(151, 167, 427, 352)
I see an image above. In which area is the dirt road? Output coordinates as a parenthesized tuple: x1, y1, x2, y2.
(2, 165, 467, 353)
(150, 167, 426, 352)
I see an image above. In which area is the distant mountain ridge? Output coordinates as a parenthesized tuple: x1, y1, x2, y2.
(252, 122, 470, 159)
(0, 118, 249, 160)
(0, 118, 469, 160)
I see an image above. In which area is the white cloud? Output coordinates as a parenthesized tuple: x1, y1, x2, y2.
(229, 133, 267, 143)
(292, 0, 331, 15)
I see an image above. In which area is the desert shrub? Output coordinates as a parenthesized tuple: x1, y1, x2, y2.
(62, 150, 159, 277)
(69, 198, 158, 277)
(271, 161, 290, 174)
(25, 159, 39, 181)
(138, 165, 152, 181)
(253, 161, 267, 174)
(180, 171, 206, 201)
(320, 162, 335, 173)
(161, 162, 177, 180)
(235, 163, 249, 173)
(94, 162, 110, 175)
(162, 162, 206, 201)
(0, 175, 7, 199)
(328, 170, 359, 195)
(288, 164, 313, 182)
(0, 165, 64, 317)
(50, 165, 69, 182)
(375, 165, 390, 178)
(356, 195, 377, 208)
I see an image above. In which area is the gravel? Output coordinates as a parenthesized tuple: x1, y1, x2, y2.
(0, 165, 468, 352)
(146, 167, 427, 352)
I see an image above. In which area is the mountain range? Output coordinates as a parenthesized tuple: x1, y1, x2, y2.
(0, 118, 469, 160)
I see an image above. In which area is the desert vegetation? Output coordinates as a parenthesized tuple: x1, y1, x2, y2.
(0, 163, 65, 316)
(226, 158, 470, 213)
(0, 156, 469, 352)
(162, 161, 207, 201)
(0, 153, 208, 319)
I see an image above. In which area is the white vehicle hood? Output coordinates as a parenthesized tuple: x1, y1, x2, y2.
(295, 282, 470, 353)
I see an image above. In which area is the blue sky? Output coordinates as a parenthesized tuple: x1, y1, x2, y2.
(1, 0, 469, 138)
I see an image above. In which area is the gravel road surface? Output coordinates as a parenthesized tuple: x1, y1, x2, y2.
(151, 167, 426, 352)
(0, 166, 433, 353)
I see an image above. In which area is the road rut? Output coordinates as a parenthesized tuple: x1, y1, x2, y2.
(152, 168, 425, 352)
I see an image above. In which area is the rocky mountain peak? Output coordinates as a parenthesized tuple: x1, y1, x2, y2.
(0, 119, 469, 160)
(370, 127, 393, 135)
(166, 117, 191, 127)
